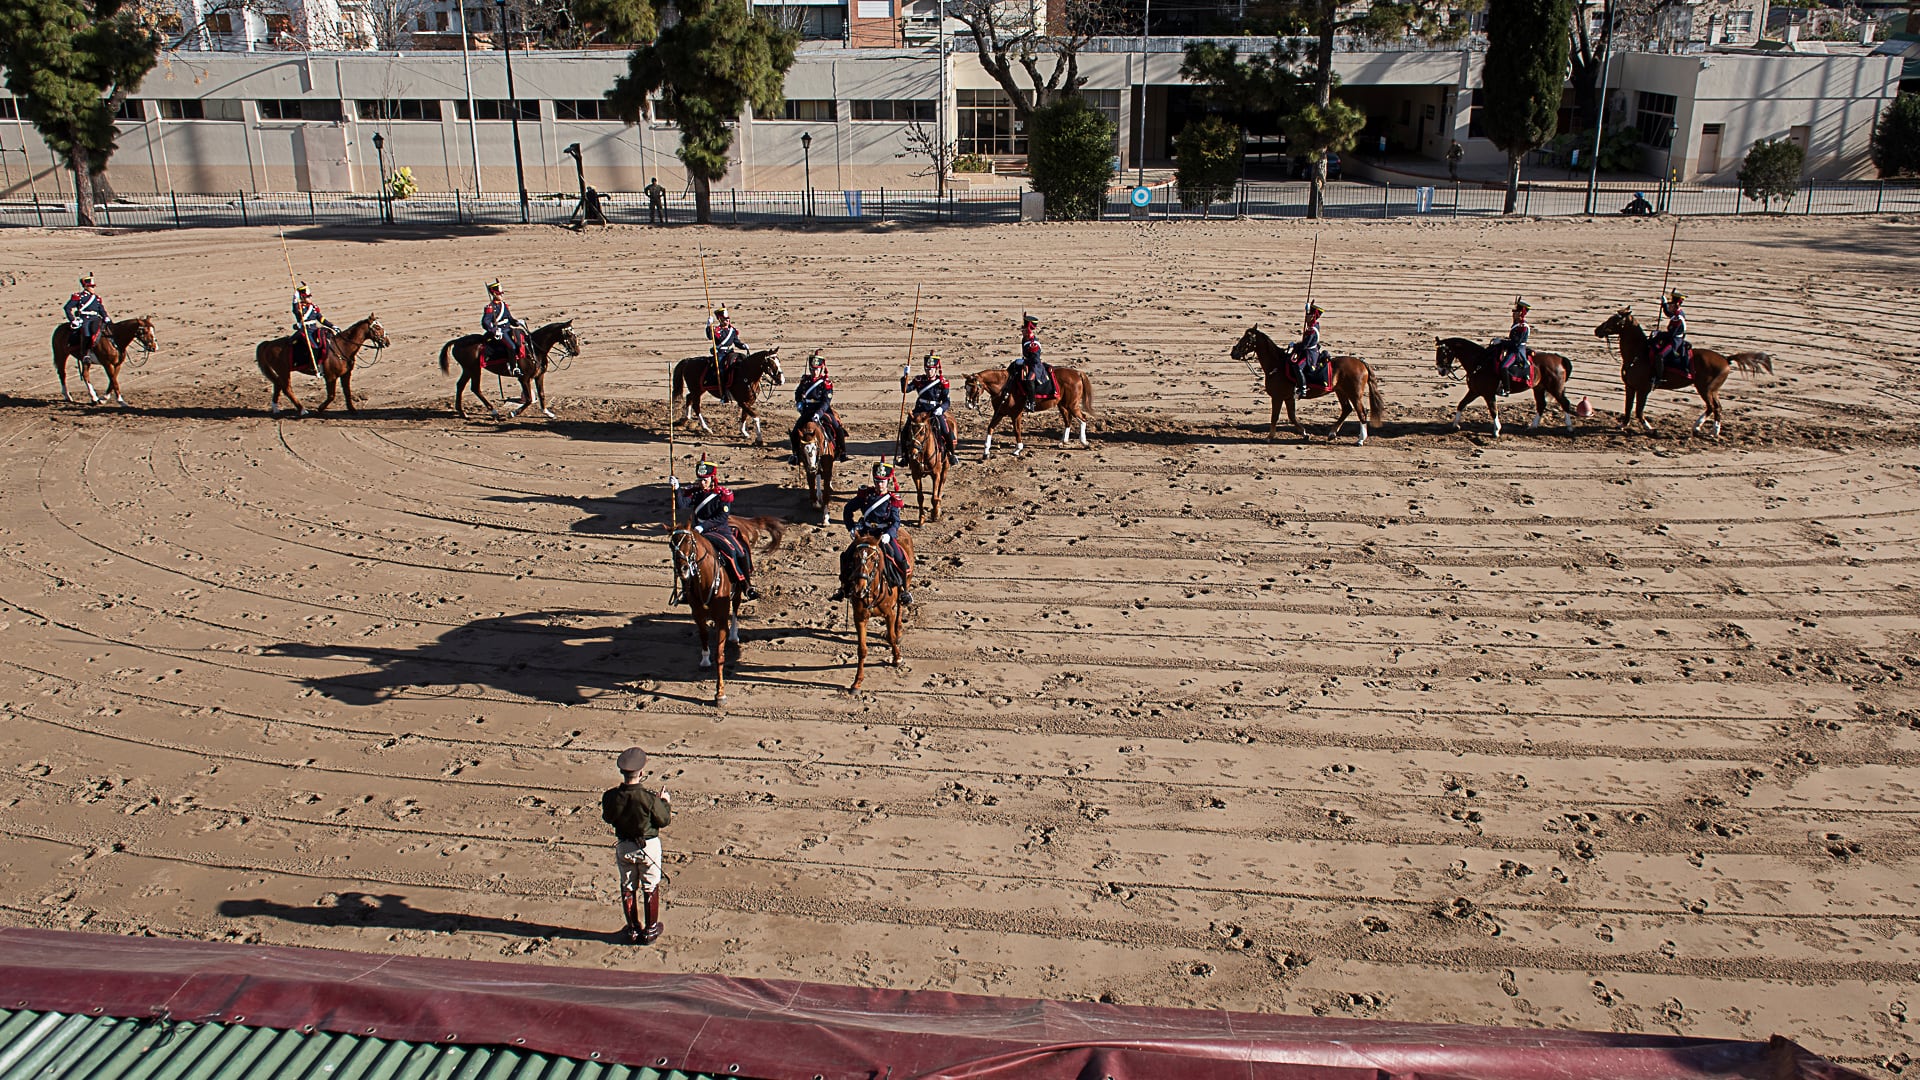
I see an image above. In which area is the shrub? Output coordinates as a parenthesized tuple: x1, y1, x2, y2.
(1871, 93, 1920, 178)
(1174, 116, 1242, 213)
(1026, 97, 1116, 221)
(388, 165, 418, 199)
(1738, 138, 1804, 210)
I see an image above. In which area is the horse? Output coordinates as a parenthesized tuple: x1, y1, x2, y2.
(255, 314, 390, 417)
(843, 530, 913, 693)
(1434, 337, 1579, 437)
(668, 514, 784, 705)
(795, 419, 835, 524)
(53, 316, 157, 407)
(961, 367, 1094, 458)
(1595, 308, 1774, 437)
(1230, 325, 1385, 445)
(437, 320, 581, 421)
(899, 411, 949, 524)
(670, 348, 784, 443)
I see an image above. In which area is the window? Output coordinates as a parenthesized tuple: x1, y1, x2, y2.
(357, 99, 443, 121)
(153, 99, 207, 120)
(0, 99, 16, 120)
(264, 12, 292, 36)
(1724, 9, 1753, 38)
(456, 99, 539, 121)
(258, 99, 343, 121)
(112, 98, 143, 121)
(958, 88, 1022, 154)
(850, 99, 934, 122)
(1467, 87, 1485, 139)
(1635, 91, 1675, 148)
(770, 99, 836, 121)
(556, 99, 612, 120)
(210, 10, 234, 32)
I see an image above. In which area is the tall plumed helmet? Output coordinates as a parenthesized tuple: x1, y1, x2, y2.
(616, 746, 647, 773)
(297, 282, 310, 295)
(487, 279, 502, 294)
(1669, 290, 1685, 304)
(808, 350, 827, 371)
(1512, 297, 1531, 312)
(924, 352, 942, 370)
(713, 307, 728, 320)
(1022, 312, 1036, 328)
(79, 273, 94, 286)
(695, 459, 718, 479)
(873, 460, 895, 480)
(1305, 302, 1323, 317)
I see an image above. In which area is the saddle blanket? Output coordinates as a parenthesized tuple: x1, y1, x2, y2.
(1503, 356, 1537, 392)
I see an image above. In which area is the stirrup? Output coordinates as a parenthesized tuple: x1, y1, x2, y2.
(744, 585, 761, 601)
(900, 590, 914, 605)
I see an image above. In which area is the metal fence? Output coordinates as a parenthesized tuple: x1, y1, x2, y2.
(4, 178, 1916, 229)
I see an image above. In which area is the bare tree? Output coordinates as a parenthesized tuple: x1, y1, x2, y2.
(948, 0, 1114, 119)
(897, 115, 957, 194)
(362, 0, 427, 48)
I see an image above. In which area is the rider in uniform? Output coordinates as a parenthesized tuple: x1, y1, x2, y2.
(833, 461, 912, 605)
(705, 307, 747, 403)
(63, 273, 109, 354)
(1652, 290, 1689, 375)
(791, 350, 849, 463)
(292, 283, 331, 367)
(675, 459, 760, 601)
(1015, 313, 1047, 412)
(1292, 303, 1324, 391)
(1493, 298, 1531, 393)
(901, 352, 958, 465)
(481, 280, 528, 374)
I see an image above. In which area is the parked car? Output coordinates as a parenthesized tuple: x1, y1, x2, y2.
(1289, 151, 1342, 180)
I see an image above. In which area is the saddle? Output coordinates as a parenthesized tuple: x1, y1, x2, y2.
(1010, 360, 1057, 401)
(1502, 353, 1537, 393)
(1290, 347, 1331, 393)
(483, 329, 530, 374)
(704, 527, 750, 582)
(290, 330, 330, 375)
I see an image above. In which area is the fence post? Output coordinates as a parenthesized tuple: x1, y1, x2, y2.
(238, 190, 248, 226)
(455, 188, 463, 225)
(308, 191, 317, 224)
(731, 188, 738, 225)
(1803, 182, 1813, 215)
(879, 187, 886, 221)
(1381, 183, 1389, 218)
(1523, 183, 1533, 217)
(1876, 179, 1885, 214)
(31, 185, 43, 227)
(102, 200, 112, 227)
(171, 191, 181, 228)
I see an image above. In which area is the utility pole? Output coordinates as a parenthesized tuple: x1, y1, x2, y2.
(458, 0, 482, 195)
(1583, 0, 1614, 215)
(1135, 0, 1150, 186)
(497, 0, 530, 223)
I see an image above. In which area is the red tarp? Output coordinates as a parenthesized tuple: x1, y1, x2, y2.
(0, 928, 1865, 1080)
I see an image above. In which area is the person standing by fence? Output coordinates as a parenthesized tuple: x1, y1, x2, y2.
(603, 746, 672, 944)
(646, 178, 667, 224)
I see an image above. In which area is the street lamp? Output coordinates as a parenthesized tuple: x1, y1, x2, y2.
(1583, 0, 1614, 216)
(1135, 0, 1150, 187)
(371, 131, 390, 223)
(800, 130, 813, 218)
(496, 0, 530, 224)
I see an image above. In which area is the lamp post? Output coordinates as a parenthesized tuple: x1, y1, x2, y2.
(371, 131, 390, 223)
(496, 0, 530, 224)
(800, 130, 813, 218)
(1135, 0, 1150, 186)
(1583, 0, 1614, 216)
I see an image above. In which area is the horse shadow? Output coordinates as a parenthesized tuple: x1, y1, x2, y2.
(217, 893, 612, 942)
(485, 478, 830, 537)
(281, 223, 508, 243)
(265, 608, 714, 707)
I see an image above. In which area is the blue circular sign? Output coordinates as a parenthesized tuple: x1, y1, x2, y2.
(1130, 186, 1152, 208)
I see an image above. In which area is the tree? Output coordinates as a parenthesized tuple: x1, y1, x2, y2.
(1182, 0, 1477, 219)
(1174, 115, 1242, 214)
(898, 116, 958, 196)
(0, 0, 160, 225)
(1568, 0, 1679, 130)
(948, 0, 1111, 120)
(1738, 137, 1804, 210)
(1483, 0, 1572, 213)
(1871, 93, 1920, 178)
(1181, 39, 1360, 215)
(1026, 96, 1114, 220)
(605, 0, 798, 224)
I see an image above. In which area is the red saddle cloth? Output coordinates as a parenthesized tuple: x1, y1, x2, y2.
(484, 333, 530, 374)
(290, 331, 330, 375)
(1504, 356, 1537, 392)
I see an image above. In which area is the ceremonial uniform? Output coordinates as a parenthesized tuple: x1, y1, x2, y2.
(481, 281, 527, 369)
(901, 355, 957, 463)
(602, 746, 671, 945)
(1292, 305, 1324, 390)
(836, 466, 912, 603)
(677, 463, 759, 599)
(1493, 300, 1531, 394)
(292, 285, 330, 365)
(1654, 292, 1689, 372)
(705, 310, 746, 402)
(62, 276, 109, 349)
(791, 353, 849, 461)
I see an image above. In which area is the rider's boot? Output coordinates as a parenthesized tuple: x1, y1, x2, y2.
(639, 887, 663, 945)
(742, 576, 761, 602)
(621, 888, 643, 944)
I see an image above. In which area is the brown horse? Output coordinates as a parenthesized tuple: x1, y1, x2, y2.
(53, 316, 157, 407)
(1230, 326, 1385, 445)
(255, 314, 390, 417)
(670, 348, 784, 443)
(1595, 308, 1774, 436)
(1435, 337, 1579, 436)
(962, 367, 1094, 458)
(668, 514, 784, 705)
(437, 320, 581, 421)
(899, 411, 949, 524)
(795, 419, 835, 524)
(843, 530, 913, 692)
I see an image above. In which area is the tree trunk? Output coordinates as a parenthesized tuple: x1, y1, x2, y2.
(1309, 6, 1336, 220)
(68, 146, 98, 227)
(693, 172, 712, 224)
(1504, 152, 1522, 214)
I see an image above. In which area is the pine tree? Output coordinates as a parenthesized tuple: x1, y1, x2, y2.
(1482, 0, 1573, 213)
(0, 0, 161, 226)
(1872, 93, 1920, 178)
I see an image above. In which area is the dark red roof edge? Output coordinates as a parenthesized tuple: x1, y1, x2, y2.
(0, 928, 1865, 1080)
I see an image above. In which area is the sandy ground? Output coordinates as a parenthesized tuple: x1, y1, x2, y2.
(0, 215, 1917, 1075)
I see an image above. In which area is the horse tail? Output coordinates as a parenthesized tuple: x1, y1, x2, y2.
(1366, 364, 1387, 425)
(1729, 351, 1774, 376)
(439, 339, 455, 374)
(1076, 370, 1094, 417)
(671, 360, 688, 401)
(742, 515, 786, 555)
(255, 340, 276, 384)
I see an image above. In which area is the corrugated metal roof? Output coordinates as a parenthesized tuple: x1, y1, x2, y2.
(0, 1009, 736, 1080)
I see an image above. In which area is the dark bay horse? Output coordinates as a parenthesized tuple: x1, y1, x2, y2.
(843, 530, 913, 693)
(671, 348, 783, 443)
(1595, 308, 1774, 436)
(255, 314, 390, 417)
(962, 366, 1094, 458)
(900, 412, 948, 524)
(53, 316, 157, 407)
(669, 515, 784, 705)
(1435, 337, 1579, 436)
(438, 320, 581, 420)
(1230, 326, 1385, 444)
(795, 419, 835, 524)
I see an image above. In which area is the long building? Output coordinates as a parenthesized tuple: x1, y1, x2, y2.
(0, 39, 1900, 198)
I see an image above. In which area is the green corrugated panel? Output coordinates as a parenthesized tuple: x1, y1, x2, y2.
(0, 1012, 741, 1080)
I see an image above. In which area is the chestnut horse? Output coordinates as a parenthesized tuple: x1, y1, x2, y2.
(795, 419, 835, 524)
(962, 367, 1094, 458)
(843, 530, 913, 692)
(899, 411, 948, 524)
(1230, 326, 1385, 445)
(1434, 337, 1579, 436)
(255, 314, 390, 417)
(669, 514, 784, 705)
(438, 320, 581, 420)
(670, 348, 783, 443)
(1595, 308, 1774, 436)
(53, 316, 157, 407)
